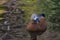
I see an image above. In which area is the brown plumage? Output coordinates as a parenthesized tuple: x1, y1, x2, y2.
(26, 16, 47, 40)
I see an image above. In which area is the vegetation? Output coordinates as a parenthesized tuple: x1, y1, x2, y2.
(49, 0, 60, 31)
(0, 0, 60, 31)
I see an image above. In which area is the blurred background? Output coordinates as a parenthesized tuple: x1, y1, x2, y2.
(0, 0, 60, 40)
